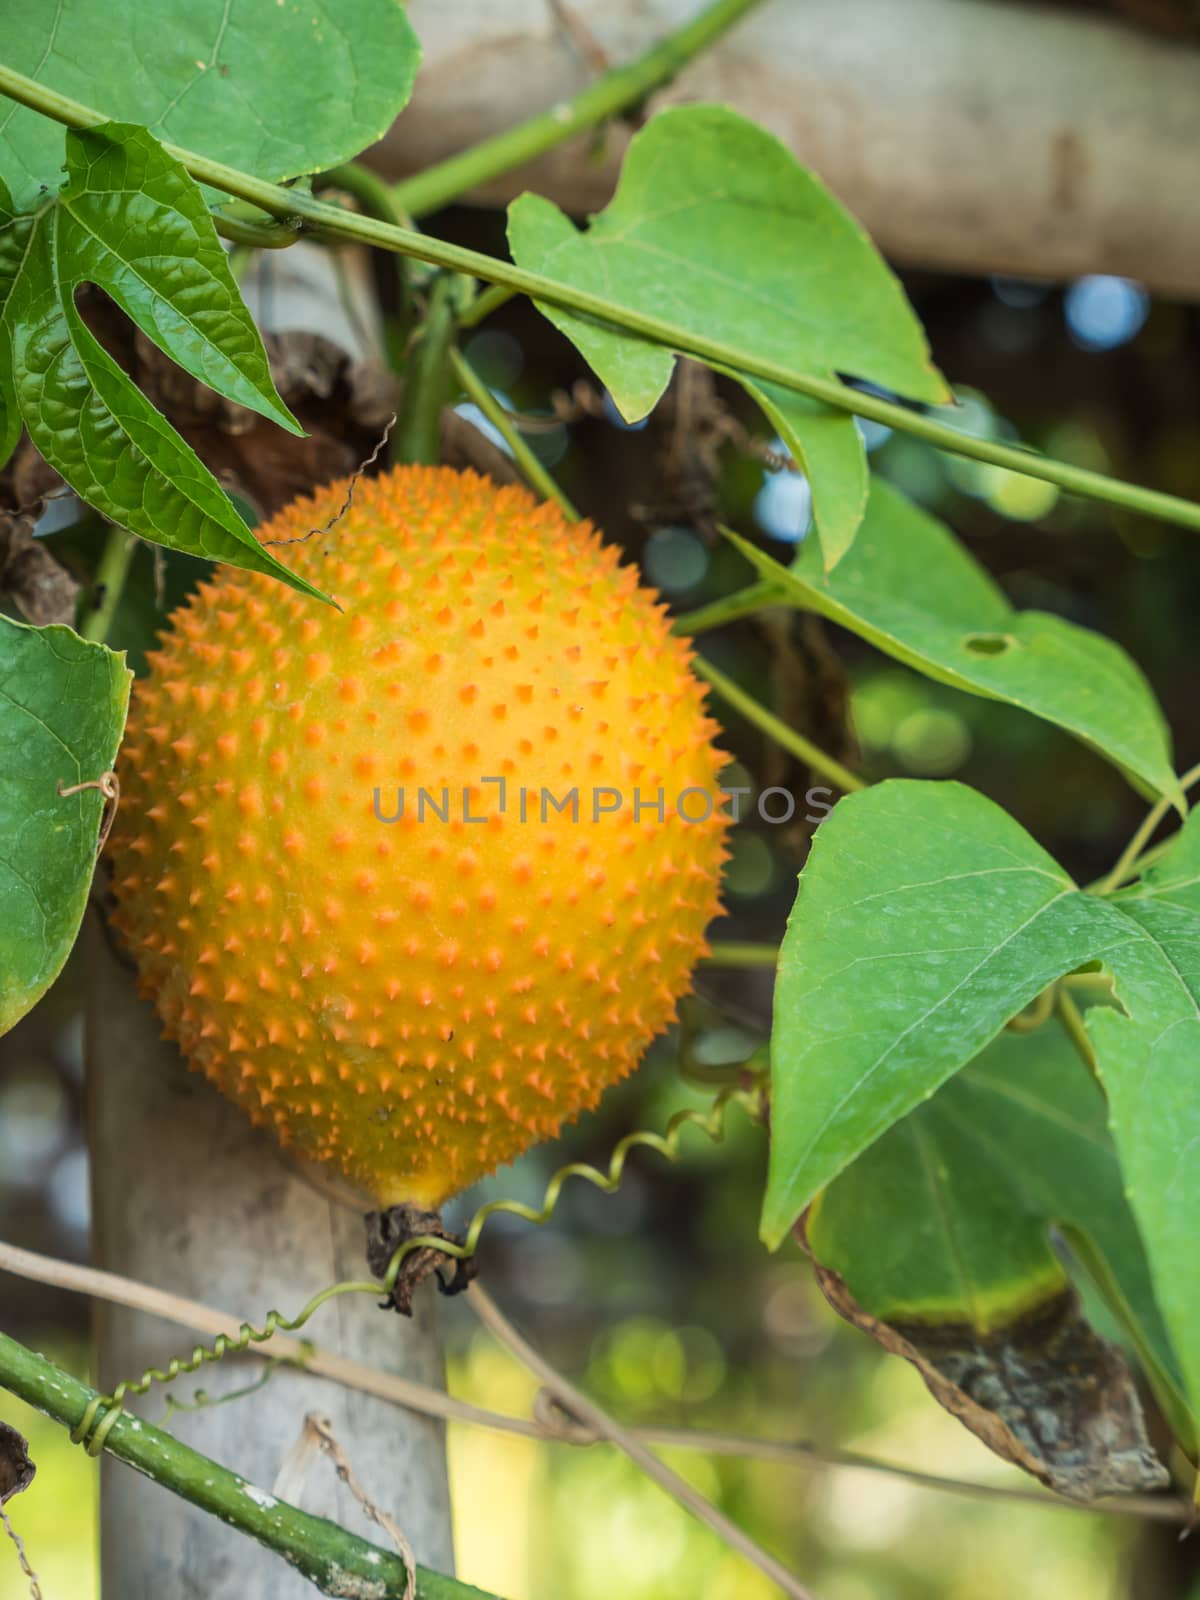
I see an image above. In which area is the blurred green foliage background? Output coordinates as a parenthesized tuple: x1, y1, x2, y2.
(4, 239, 1200, 1597)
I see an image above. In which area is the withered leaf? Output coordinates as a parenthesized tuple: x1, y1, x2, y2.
(0, 514, 81, 627)
(802, 1222, 1170, 1500)
(0, 438, 80, 627)
(798, 1027, 1190, 1490)
(125, 320, 522, 511)
(0, 1422, 34, 1505)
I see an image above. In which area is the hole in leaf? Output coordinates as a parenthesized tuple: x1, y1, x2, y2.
(962, 632, 1018, 656)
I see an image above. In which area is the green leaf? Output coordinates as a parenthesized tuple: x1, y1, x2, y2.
(0, 386, 17, 470)
(0, 616, 130, 1036)
(0, 0, 421, 212)
(508, 105, 947, 564)
(507, 192, 672, 420)
(0, 176, 32, 467)
(811, 1027, 1193, 1453)
(59, 125, 301, 436)
(738, 378, 868, 569)
(1082, 814, 1200, 1462)
(725, 478, 1178, 804)
(762, 780, 1106, 1248)
(765, 778, 1200, 1457)
(0, 125, 326, 602)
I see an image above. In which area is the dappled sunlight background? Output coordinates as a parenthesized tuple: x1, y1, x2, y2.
(444, 1293, 1128, 1600)
(1, 1347, 97, 1600)
(0, 1325, 1131, 1600)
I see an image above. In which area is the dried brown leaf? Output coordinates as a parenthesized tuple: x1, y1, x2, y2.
(799, 1217, 1170, 1500)
(0, 1423, 34, 1506)
(0, 515, 80, 627)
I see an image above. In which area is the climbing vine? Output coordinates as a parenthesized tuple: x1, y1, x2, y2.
(2, 1, 1200, 1596)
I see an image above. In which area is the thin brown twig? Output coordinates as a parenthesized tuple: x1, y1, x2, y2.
(546, 0, 612, 74)
(467, 1283, 819, 1599)
(0, 1240, 1186, 1525)
(262, 414, 396, 548)
(308, 1415, 417, 1600)
(0, 1507, 42, 1600)
(56, 770, 120, 854)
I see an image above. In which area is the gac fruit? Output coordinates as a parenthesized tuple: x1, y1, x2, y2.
(109, 467, 729, 1207)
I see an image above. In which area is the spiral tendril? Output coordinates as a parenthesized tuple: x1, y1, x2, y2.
(70, 1084, 762, 1454)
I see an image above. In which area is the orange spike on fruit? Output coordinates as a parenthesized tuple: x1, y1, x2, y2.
(109, 467, 729, 1209)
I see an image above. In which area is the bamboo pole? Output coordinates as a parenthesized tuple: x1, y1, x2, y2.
(84, 917, 456, 1594)
(374, 0, 1200, 299)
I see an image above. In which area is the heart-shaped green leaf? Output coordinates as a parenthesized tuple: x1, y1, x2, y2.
(766, 778, 1200, 1462)
(0, 0, 421, 212)
(763, 780, 1101, 1247)
(508, 105, 947, 566)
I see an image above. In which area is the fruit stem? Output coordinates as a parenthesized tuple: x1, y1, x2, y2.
(449, 346, 580, 520)
(396, 273, 458, 467)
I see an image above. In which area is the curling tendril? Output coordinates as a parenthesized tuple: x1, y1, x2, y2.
(70, 1085, 763, 1454)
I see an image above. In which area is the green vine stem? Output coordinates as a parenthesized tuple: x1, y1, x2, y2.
(395, 273, 457, 466)
(211, 205, 304, 249)
(79, 525, 136, 644)
(312, 161, 418, 374)
(0, 1330, 496, 1600)
(1055, 985, 1101, 1085)
(693, 655, 866, 793)
(701, 941, 780, 969)
(1091, 757, 1200, 895)
(459, 284, 517, 331)
(5, 65, 1200, 535)
(1005, 981, 1059, 1034)
(316, 161, 414, 229)
(390, 0, 765, 219)
(673, 579, 781, 637)
(450, 346, 579, 520)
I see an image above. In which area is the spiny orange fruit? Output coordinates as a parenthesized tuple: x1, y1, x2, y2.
(109, 467, 729, 1207)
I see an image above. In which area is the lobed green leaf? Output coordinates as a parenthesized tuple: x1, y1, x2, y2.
(508, 105, 947, 566)
(58, 124, 302, 435)
(0, 126, 327, 601)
